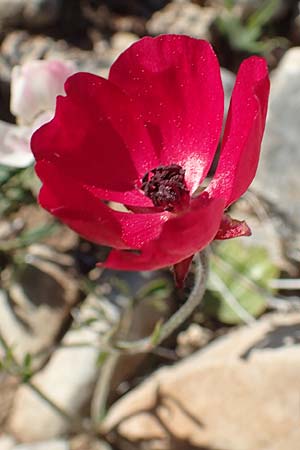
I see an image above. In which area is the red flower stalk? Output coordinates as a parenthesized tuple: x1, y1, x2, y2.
(31, 35, 270, 286)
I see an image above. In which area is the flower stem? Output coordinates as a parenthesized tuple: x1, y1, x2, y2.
(91, 351, 119, 426)
(92, 249, 209, 429)
(115, 249, 209, 354)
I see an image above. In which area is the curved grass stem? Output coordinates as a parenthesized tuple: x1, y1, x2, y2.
(114, 249, 210, 353)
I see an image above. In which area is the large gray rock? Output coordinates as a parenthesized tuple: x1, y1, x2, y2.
(102, 313, 300, 450)
(253, 48, 300, 242)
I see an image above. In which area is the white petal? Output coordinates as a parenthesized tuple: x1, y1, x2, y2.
(31, 110, 55, 131)
(0, 121, 33, 168)
(10, 60, 77, 125)
(0, 111, 55, 168)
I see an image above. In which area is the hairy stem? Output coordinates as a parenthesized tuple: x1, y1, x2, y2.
(115, 249, 210, 354)
(93, 249, 209, 429)
(91, 351, 119, 426)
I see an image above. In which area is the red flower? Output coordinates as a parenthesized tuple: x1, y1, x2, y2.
(31, 35, 270, 286)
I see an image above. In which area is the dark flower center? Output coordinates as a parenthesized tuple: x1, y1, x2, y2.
(141, 164, 190, 212)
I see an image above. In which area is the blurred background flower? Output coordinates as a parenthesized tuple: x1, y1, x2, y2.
(0, 59, 76, 167)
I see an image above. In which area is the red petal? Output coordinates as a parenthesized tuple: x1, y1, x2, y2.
(173, 256, 194, 288)
(208, 56, 270, 206)
(36, 160, 170, 249)
(31, 72, 159, 206)
(215, 214, 251, 240)
(100, 195, 225, 271)
(109, 35, 224, 193)
(36, 161, 125, 248)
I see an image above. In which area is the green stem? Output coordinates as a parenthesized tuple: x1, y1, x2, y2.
(92, 249, 210, 429)
(115, 249, 209, 354)
(91, 351, 119, 426)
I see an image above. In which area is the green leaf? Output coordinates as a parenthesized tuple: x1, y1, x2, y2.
(247, 0, 281, 30)
(21, 353, 33, 382)
(150, 319, 163, 346)
(224, 0, 234, 10)
(0, 166, 35, 215)
(203, 240, 279, 324)
(0, 165, 17, 185)
(97, 351, 109, 367)
(215, 0, 282, 54)
(18, 222, 58, 246)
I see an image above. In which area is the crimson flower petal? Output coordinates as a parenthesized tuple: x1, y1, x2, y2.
(36, 161, 125, 248)
(215, 214, 251, 240)
(109, 35, 224, 192)
(36, 160, 171, 249)
(31, 72, 159, 206)
(100, 195, 225, 271)
(207, 56, 270, 206)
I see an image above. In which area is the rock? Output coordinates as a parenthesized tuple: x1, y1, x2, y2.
(147, 1, 217, 40)
(0, 253, 79, 364)
(252, 48, 300, 250)
(0, 31, 117, 81)
(103, 313, 300, 450)
(13, 440, 69, 450)
(0, 434, 16, 450)
(22, 0, 61, 28)
(0, 218, 23, 240)
(93, 31, 139, 78)
(8, 324, 101, 442)
(1, 32, 56, 68)
(176, 323, 212, 357)
(69, 435, 112, 450)
(81, 0, 148, 34)
(0, 375, 19, 427)
(110, 31, 138, 55)
(0, 0, 61, 29)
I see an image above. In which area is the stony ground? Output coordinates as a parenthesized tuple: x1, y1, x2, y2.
(1, 1, 300, 450)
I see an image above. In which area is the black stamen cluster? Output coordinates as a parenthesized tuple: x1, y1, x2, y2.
(141, 164, 189, 211)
